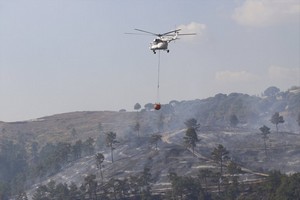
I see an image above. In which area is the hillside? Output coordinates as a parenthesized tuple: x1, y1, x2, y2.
(25, 129, 300, 197)
(1, 87, 299, 142)
(0, 87, 300, 199)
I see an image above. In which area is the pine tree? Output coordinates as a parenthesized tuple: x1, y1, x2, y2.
(270, 112, 284, 133)
(69, 182, 81, 200)
(134, 103, 141, 111)
(83, 174, 97, 200)
(105, 132, 118, 163)
(184, 118, 200, 130)
(211, 144, 229, 194)
(229, 114, 239, 128)
(95, 153, 105, 182)
(184, 127, 200, 154)
(212, 144, 229, 176)
(260, 125, 271, 158)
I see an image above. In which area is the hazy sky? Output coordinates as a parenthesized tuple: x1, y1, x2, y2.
(0, 0, 299, 122)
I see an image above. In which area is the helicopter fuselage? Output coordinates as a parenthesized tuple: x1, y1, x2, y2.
(150, 38, 169, 54)
(126, 28, 195, 54)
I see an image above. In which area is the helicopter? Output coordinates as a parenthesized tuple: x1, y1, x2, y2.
(126, 28, 196, 54)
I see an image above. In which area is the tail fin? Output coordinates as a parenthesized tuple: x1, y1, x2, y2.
(168, 31, 179, 43)
(173, 30, 179, 40)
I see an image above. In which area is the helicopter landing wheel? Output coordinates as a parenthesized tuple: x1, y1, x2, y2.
(167, 50, 169, 53)
(153, 51, 156, 54)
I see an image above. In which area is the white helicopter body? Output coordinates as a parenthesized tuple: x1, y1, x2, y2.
(149, 32, 178, 54)
(126, 28, 195, 54)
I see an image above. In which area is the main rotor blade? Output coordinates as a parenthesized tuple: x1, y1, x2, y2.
(124, 32, 152, 36)
(164, 33, 197, 37)
(134, 29, 158, 36)
(178, 33, 197, 36)
(131, 28, 195, 37)
(160, 29, 182, 36)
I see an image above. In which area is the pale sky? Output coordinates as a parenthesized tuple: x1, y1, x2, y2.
(0, 0, 299, 122)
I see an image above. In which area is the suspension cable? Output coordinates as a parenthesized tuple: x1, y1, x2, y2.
(156, 51, 160, 103)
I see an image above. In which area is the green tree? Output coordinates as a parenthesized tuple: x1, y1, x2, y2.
(72, 140, 83, 160)
(264, 86, 280, 97)
(106, 178, 120, 199)
(32, 185, 49, 200)
(0, 139, 28, 194)
(144, 103, 154, 111)
(227, 160, 242, 175)
(226, 161, 241, 199)
(224, 176, 239, 200)
(198, 169, 213, 196)
(184, 127, 200, 154)
(139, 167, 152, 200)
(270, 112, 284, 133)
(168, 172, 183, 199)
(134, 121, 141, 137)
(134, 103, 141, 137)
(134, 103, 141, 111)
(69, 182, 81, 200)
(105, 132, 118, 163)
(259, 125, 271, 157)
(36, 142, 58, 177)
(71, 128, 77, 138)
(265, 170, 283, 198)
(56, 142, 71, 164)
(113, 178, 130, 199)
(275, 173, 300, 200)
(96, 122, 105, 150)
(95, 153, 105, 182)
(46, 180, 56, 199)
(169, 172, 203, 199)
(212, 144, 229, 176)
(229, 114, 239, 128)
(54, 183, 69, 200)
(211, 144, 229, 194)
(128, 175, 140, 197)
(83, 137, 95, 156)
(31, 141, 39, 163)
(184, 118, 200, 130)
(83, 174, 97, 200)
